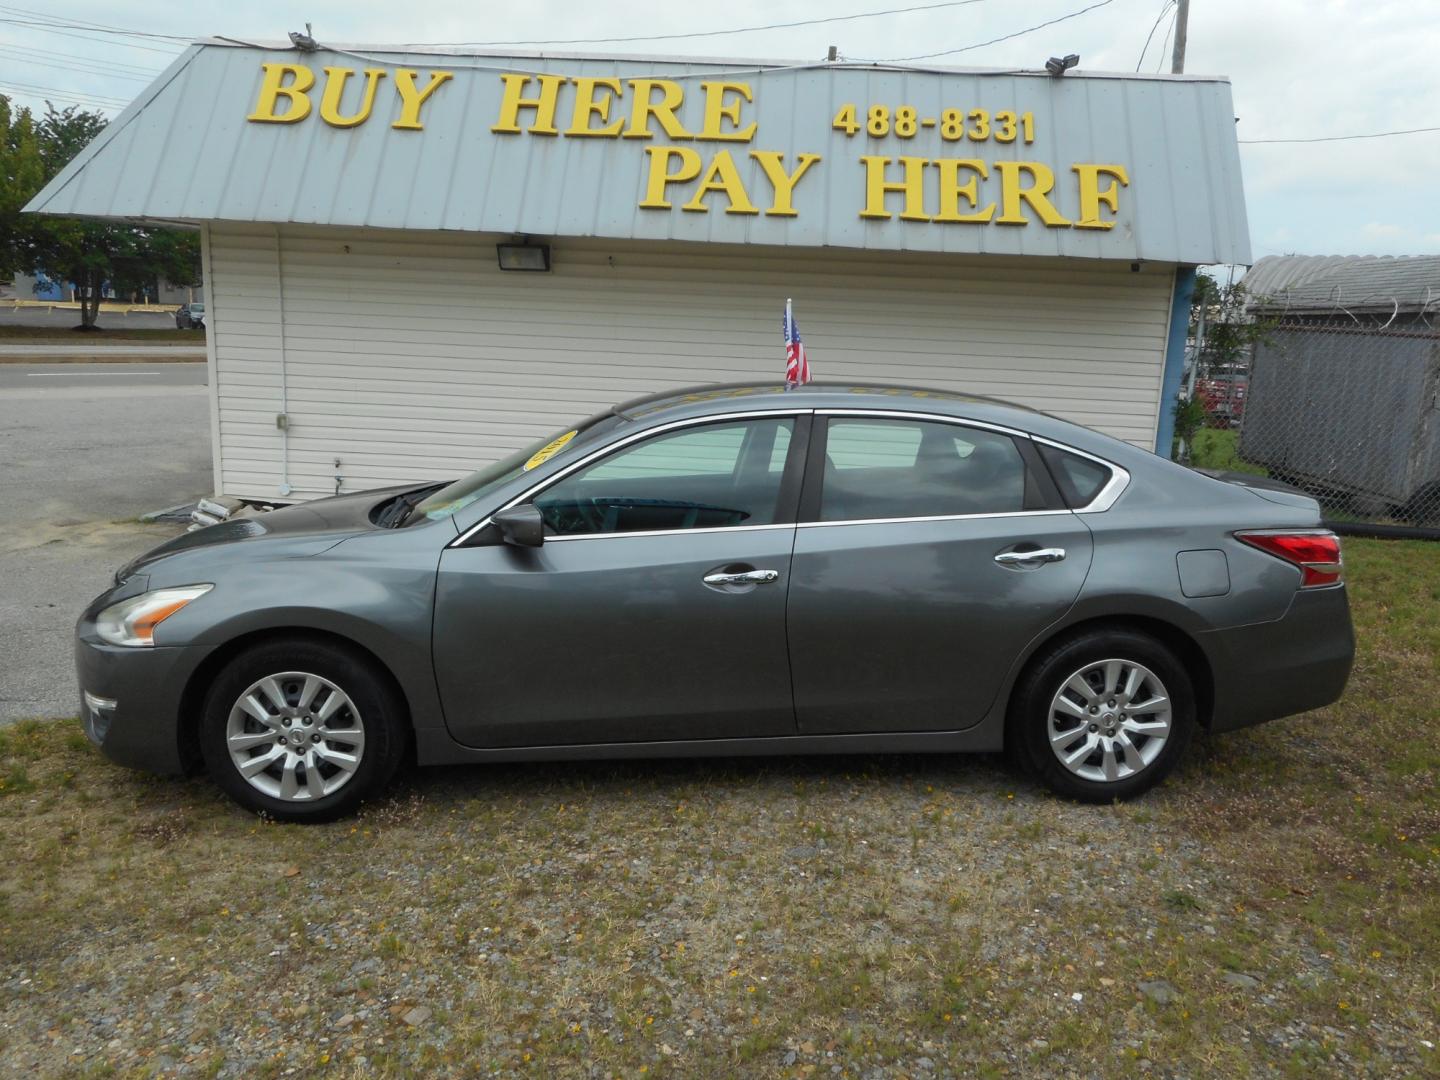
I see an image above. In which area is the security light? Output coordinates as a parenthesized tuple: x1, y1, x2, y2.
(1045, 54, 1080, 76)
(496, 242, 552, 272)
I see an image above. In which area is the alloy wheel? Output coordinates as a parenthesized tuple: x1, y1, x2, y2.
(225, 671, 366, 802)
(1047, 658, 1172, 784)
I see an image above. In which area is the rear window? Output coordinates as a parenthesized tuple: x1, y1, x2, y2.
(1038, 444, 1112, 507)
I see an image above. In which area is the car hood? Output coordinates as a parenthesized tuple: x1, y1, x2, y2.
(116, 483, 419, 581)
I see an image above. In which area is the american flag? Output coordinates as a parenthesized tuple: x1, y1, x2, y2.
(783, 298, 811, 388)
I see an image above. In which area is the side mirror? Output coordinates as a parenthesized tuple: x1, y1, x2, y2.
(492, 504, 545, 547)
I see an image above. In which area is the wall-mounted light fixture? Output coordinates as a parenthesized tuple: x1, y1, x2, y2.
(496, 241, 551, 272)
(1045, 54, 1080, 76)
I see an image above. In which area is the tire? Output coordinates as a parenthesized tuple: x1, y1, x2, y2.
(1008, 629, 1195, 803)
(199, 637, 407, 822)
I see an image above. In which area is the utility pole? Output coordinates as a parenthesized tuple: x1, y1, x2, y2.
(1170, 0, 1190, 74)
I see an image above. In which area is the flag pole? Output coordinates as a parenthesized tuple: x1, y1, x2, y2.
(784, 298, 793, 390)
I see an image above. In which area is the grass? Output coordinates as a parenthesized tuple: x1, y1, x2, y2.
(1189, 427, 1269, 476)
(1, 538, 1437, 1077)
(0, 324, 202, 344)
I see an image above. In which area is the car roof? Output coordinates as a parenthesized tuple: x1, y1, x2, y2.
(615, 381, 1040, 419)
(608, 381, 1156, 467)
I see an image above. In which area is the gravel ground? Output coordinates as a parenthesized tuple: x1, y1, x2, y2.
(1, 539, 1436, 1078)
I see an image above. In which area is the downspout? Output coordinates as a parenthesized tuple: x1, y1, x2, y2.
(200, 224, 223, 497)
(1154, 266, 1198, 458)
(274, 226, 293, 497)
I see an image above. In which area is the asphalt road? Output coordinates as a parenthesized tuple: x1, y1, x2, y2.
(0, 345, 207, 358)
(0, 363, 211, 721)
(0, 362, 208, 388)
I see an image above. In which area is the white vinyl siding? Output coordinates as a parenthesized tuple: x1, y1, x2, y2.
(207, 222, 1174, 502)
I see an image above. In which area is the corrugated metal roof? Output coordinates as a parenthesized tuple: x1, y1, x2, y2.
(1243, 254, 1440, 313)
(25, 41, 1251, 265)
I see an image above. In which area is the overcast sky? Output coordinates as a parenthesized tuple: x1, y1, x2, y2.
(3, 0, 1437, 260)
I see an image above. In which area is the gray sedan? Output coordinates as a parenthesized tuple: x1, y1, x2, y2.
(75, 383, 1354, 821)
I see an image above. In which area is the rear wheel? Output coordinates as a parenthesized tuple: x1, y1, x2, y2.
(1009, 629, 1194, 802)
(199, 638, 406, 822)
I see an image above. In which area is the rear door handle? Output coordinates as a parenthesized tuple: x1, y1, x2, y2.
(703, 569, 780, 586)
(994, 547, 1066, 566)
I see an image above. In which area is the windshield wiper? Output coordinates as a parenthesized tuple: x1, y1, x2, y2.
(377, 483, 446, 528)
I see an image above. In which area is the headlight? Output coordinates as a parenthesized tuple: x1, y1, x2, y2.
(95, 585, 213, 647)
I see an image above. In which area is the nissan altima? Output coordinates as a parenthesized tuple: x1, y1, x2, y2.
(75, 383, 1354, 821)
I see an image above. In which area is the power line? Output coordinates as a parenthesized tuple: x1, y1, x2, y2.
(1135, 0, 1175, 71)
(0, 18, 187, 55)
(1, 41, 164, 76)
(0, 78, 129, 106)
(868, 0, 1117, 63)
(0, 47, 157, 82)
(1153, 5, 1175, 73)
(1240, 126, 1440, 144)
(397, 0, 992, 48)
(0, 4, 193, 42)
(0, 85, 126, 111)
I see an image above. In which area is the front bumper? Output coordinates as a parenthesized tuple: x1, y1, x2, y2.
(74, 633, 213, 775)
(1200, 585, 1355, 734)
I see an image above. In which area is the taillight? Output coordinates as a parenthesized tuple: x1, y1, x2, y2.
(1235, 530, 1343, 588)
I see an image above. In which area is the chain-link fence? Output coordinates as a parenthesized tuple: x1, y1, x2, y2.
(1180, 316, 1440, 528)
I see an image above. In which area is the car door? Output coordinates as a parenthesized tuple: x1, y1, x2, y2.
(433, 413, 808, 748)
(787, 411, 1094, 734)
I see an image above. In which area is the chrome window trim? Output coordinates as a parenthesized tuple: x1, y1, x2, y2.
(1027, 434, 1131, 514)
(546, 522, 797, 543)
(814, 408, 1030, 440)
(447, 404, 1129, 547)
(798, 508, 1072, 529)
(449, 408, 811, 547)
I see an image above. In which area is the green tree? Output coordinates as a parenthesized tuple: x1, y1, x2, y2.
(1189, 274, 1278, 389)
(0, 97, 200, 329)
(1173, 273, 1278, 460)
(0, 97, 45, 280)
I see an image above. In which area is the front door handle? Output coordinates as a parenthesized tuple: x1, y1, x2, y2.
(703, 569, 780, 586)
(994, 547, 1066, 566)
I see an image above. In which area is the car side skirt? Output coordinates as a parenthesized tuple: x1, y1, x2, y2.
(413, 725, 1004, 766)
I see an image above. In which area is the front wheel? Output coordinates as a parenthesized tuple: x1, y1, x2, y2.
(1008, 629, 1195, 802)
(199, 638, 406, 822)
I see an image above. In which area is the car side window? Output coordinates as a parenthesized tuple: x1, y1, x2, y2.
(819, 417, 1029, 521)
(1037, 443, 1113, 507)
(534, 418, 795, 536)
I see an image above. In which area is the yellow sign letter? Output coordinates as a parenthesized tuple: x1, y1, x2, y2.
(490, 73, 565, 135)
(698, 82, 757, 142)
(995, 162, 1071, 227)
(319, 67, 386, 128)
(859, 156, 930, 222)
(639, 146, 703, 208)
(624, 79, 694, 139)
(933, 159, 995, 224)
(1073, 163, 1129, 230)
(749, 151, 821, 216)
(681, 151, 759, 215)
(391, 69, 453, 131)
(247, 63, 315, 124)
(565, 77, 624, 137)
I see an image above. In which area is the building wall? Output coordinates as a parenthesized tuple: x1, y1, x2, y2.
(205, 222, 1175, 502)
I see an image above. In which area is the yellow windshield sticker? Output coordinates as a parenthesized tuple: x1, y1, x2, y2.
(524, 430, 578, 471)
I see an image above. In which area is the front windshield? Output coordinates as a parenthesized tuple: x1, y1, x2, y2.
(409, 411, 623, 522)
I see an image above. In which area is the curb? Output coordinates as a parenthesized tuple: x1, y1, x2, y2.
(0, 354, 206, 364)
